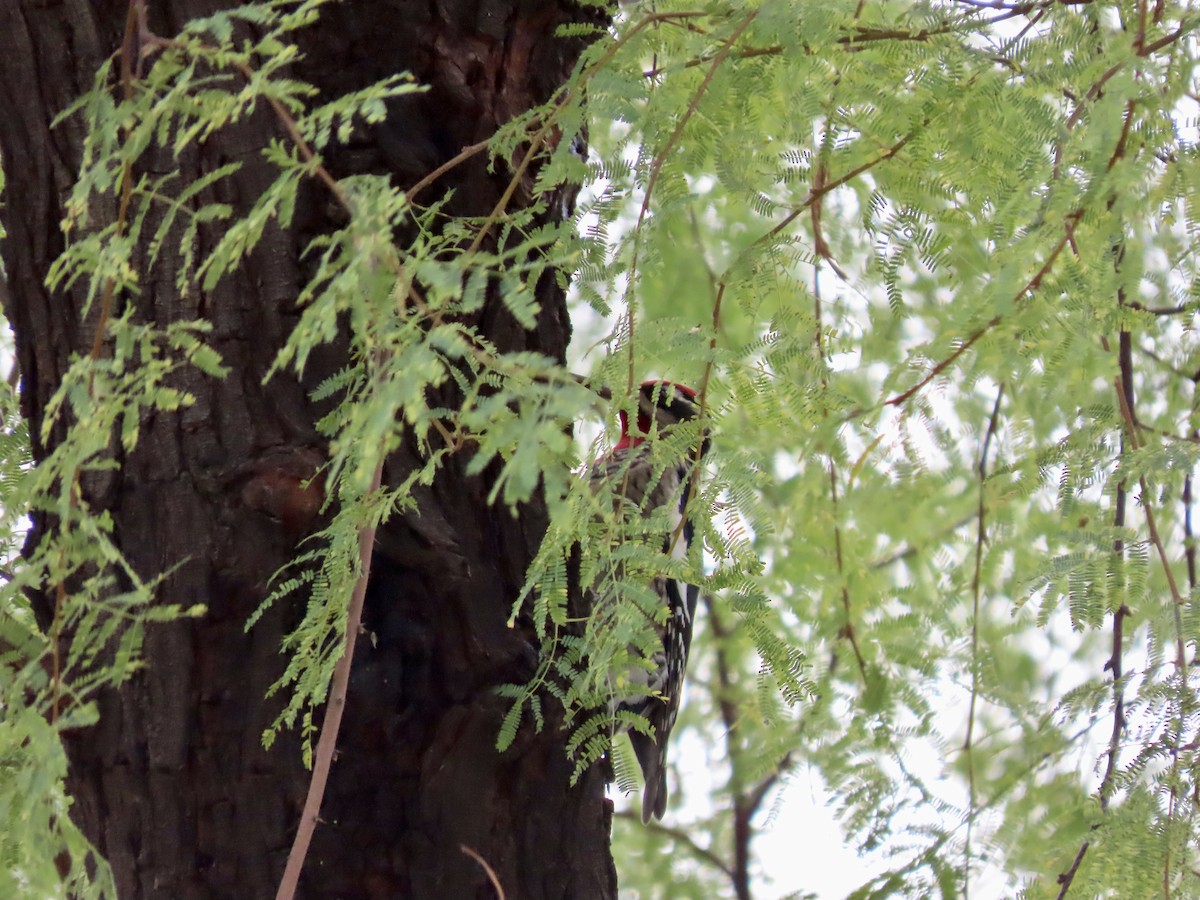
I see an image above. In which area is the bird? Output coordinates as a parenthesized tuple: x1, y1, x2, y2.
(588, 379, 709, 822)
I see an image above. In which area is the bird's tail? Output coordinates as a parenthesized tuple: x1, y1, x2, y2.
(631, 731, 668, 823)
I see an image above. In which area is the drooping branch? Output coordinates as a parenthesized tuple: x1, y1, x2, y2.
(963, 383, 1004, 898)
(275, 453, 384, 900)
(704, 595, 754, 900)
(828, 459, 868, 684)
(615, 811, 735, 878)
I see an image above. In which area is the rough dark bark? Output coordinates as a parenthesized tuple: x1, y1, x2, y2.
(0, 1, 617, 898)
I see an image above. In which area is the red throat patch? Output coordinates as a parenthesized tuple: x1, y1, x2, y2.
(614, 408, 645, 451)
(614, 381, 696, 450)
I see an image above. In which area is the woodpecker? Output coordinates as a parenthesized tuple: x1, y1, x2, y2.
(590, 380, 708, 822)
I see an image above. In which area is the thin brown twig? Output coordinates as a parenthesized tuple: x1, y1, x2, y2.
(862, 0, 1187, 417)
(1018, 3, 1051, 37)
(1054, 91, 1142, 877)
(703, 595, 753, 900)
(1057, 310, 1135, 899)
(756, 133, 914, 254)
(465, 132, 547, 256)
(963, 383, 1004, 898)
(810, 152, 847, 280)
(1053, 19, 1188, 148)
(949, 0, 1027, 9)
(1138, 482, 1187, 664)
(884, 224, 1072, 409)
(624, 9, 758, 394)
(614, 810, 734, 877)
(641, 19, 970, 78)
(1056, 842, 1092, 899)
(467, 9, 712, 269)
(138, 28, 351, 213)
(1140, 24, 1189, 58)
(1051, 20, 1170, 183)
(678, 146, 733, 528)
(142, 23, 463, 338)
(868, 512, 980, 569)
(880, 188, 1080, 413)
(811, 255, 867, 685)
(461, 845, 507, 899)
(88, 0, 144, 375)
(407, 138, 491, 202)
(744, 751, 792, 819)
(1059, 303, 1193, 893)
(229, 57, 351, 211)
(951, 0, 1095, 9)
(52, 0, 145, 728)
(1063, 62, 1126, 133)
(829, 459, 869, 683)
(1126, 300, 1194, 316)
(694, 279, 725, 433)
(1185, 371, 1200, 595)
(49, 574, 67, 724)
(275, 445, 387, 900)
(1114, 336, 1192, 898)
(679, 219, 722, 523)
(1185, 472, 1196, 593)
(1114, 369, 1188, 666)
(1138, 344, 1200, 383)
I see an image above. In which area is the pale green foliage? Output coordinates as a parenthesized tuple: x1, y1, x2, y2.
(3, 0, 1200, 896)
(584, 0, 1200, 896)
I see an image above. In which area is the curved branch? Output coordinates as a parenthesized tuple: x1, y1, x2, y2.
(963, 383, 1004, 897)
(614, 810, 734, 878)
(275, 445, 387, 900)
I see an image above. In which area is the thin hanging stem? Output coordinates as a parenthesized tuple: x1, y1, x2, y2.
(275, 353, 389, 899)
(963, 383, 1004, 898)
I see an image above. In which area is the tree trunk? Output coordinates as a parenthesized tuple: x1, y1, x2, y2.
(0, 1, 616, 898)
